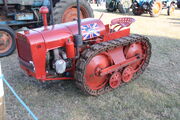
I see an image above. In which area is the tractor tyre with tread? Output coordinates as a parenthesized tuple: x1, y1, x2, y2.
(0, 25, 16, 57)
(149, 0, 162, 17)
(53, 0, 94, 23)
(132, 1, 143, 15)
(132, 9, 143, 15)
(177, 0, 180, 8)
(118, 0, 132, 14)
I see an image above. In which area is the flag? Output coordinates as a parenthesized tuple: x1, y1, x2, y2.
(81, 23, 100, 40)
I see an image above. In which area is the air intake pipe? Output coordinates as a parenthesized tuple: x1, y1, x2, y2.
(39, 6, 49, 30)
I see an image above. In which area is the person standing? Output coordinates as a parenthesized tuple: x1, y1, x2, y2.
(96, 0, 101, 6)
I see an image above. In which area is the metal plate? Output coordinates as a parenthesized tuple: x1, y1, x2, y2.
(15, 13, 34, 21)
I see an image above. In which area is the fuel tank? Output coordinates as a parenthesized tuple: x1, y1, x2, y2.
(16, 18, 106, 79)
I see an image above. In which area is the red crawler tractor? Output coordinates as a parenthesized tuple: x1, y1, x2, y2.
(16, 1, 151, 96)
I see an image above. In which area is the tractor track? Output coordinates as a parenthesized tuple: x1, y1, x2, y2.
(75, 34, 151, 96)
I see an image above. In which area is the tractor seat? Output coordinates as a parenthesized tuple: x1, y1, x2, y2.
(110, 17, 135, 28)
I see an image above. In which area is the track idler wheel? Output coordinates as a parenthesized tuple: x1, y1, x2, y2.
(122, 66, 134, 83)
(109, 72, 122, 89)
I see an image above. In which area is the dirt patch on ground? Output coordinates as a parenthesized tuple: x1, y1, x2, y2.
(1, 4, 180, 120)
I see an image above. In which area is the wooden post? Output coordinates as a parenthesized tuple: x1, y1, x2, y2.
(0, 63, 5, 120)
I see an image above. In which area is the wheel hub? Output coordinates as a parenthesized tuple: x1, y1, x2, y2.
(122, 66, 134, 83)
(62, 6, 88, 23)
(109, 72, 122, 88)
(85, 54, 111, 90)
(153, 2, 161, 14)
(0, 31, 12, 53)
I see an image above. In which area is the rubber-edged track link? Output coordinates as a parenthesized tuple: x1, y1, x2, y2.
(75, 34, 151, 96)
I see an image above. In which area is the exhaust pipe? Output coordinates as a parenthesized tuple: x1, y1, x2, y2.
(39, 6, 49, 30)
(75, 0, 83, 58)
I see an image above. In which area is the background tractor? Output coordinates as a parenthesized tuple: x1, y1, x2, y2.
(106, 0, 132, 13)
(177, 0, 180, 8)
(132, 0, 176, 16)
(0, 0, 94, 57)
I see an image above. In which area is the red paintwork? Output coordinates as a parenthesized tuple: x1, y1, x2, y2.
(17, 31, 47, 79)
(39, 6, 49, 29)
(85, 53, 111, 90)
(109, 72, 122, 89)
(39, 6, 49, 14)
(16, 17, 134, 81)
(103, 29, 130, 41)
(122, 66, 134, 83)
(66, 39, 75, 58)
(107, 47, 126, 64)
(100, 55, 142, 76)
(125, 42, 145, 71)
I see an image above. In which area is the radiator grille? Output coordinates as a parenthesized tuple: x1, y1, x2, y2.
(16, 33, 32, 62)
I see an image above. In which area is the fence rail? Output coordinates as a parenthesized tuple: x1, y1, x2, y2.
(0, 63, 38, 120)
(0, 63, 5, 120)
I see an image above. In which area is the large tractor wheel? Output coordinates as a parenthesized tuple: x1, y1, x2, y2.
(177, 0, 180, 8)
(132, 1, 143, 15)
(75, 35, 151, 96)
(167, 3, 175, 16)
(53, 0, 94, 23)
(132, 8, 143, 15)
(149, 0, 162, 17)
(118, 0, 132, 13)
(0, 25, 16, 57)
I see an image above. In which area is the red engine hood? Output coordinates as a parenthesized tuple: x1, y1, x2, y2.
(31, 24, 73, 51)
(18, 18, 106, 51)
(32, 18, 106, 50)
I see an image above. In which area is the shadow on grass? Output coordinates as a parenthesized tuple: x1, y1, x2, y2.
(168, 18, 180, 25)
(168, 18, 180, 21)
